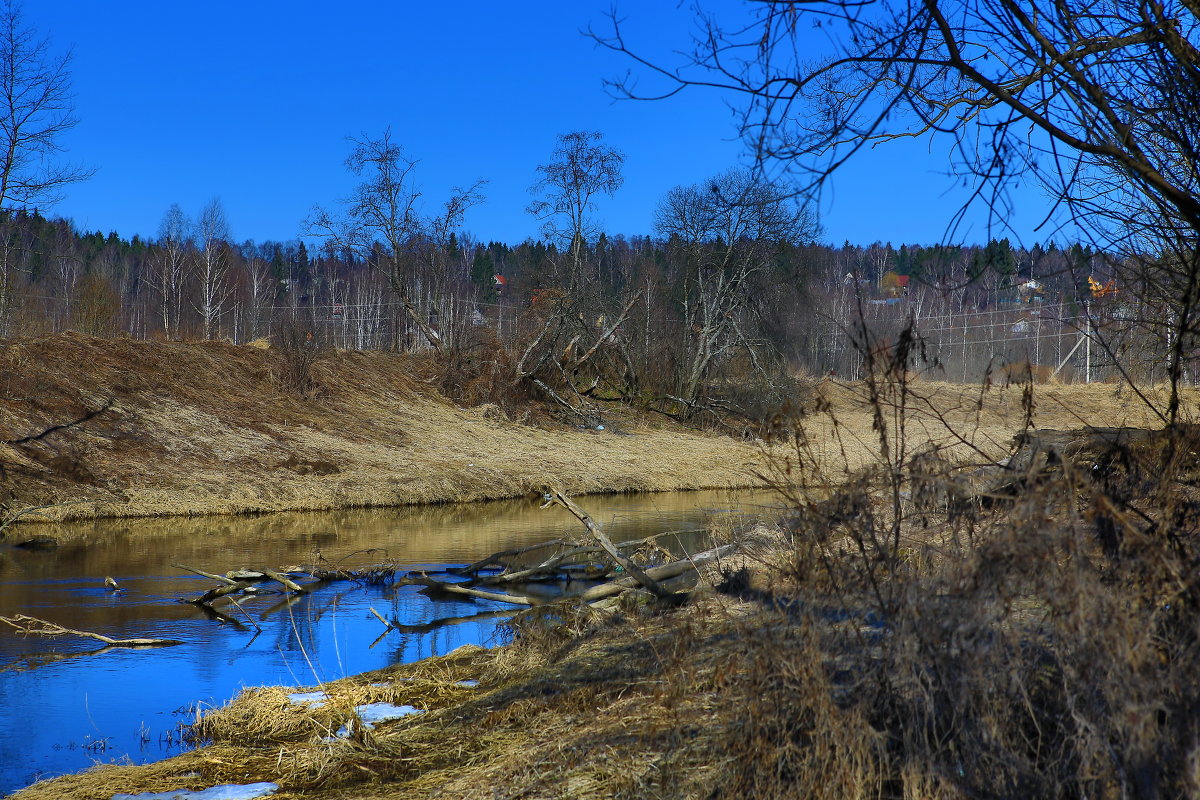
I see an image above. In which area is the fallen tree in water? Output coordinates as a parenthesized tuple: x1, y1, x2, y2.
(0, 614, 183, 647)
(171, 491, 733, 618)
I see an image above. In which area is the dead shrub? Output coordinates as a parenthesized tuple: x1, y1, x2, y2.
(756, 327, 1200, 799)
(273, 318, 323, 396)
(437, 323, 536, 417)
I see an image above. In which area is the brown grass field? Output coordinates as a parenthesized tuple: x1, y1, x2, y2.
(0, 333, 1174, 525)
(0, 333, 763, 523)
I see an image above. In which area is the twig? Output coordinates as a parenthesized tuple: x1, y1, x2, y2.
(0, 501, 93, 537)
(2, 400, 114, 445)
(173, 563, 240, 586)
(369, 606, 393, 630)
(226, 598, 262, 632)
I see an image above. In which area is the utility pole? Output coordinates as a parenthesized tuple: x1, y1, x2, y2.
(1085, 299, 1092, 383)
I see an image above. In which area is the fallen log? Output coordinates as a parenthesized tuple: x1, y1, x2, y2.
(406, 574, 540, 606)
(579, 543, 738, 603)
(451, 539, 576, 575)
(957, 425, 1200, 501)
(0, 614, 183, 647)
(475, 529, 700, 586)
(261, 566, 307, 593)
(189, 581, 254, 605)
(476, 547, 602, 585)
(545, 488, 673, 599)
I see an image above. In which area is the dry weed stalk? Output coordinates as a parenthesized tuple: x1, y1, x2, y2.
(751, 322, 1200, 799)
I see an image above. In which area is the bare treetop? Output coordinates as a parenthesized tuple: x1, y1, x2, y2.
(0, 0, 92, 210)
(595, 1, 1200, 248)
(527, 130, 625, 283)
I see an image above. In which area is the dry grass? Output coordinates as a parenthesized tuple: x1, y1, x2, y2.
(12, 580, 885, 800)
(802, 377, 1177, 474)
(15, 406, 1200, 800)
(0, 334, 1177, 524)
(9, 335, 1200, 798)
(0, 333, 764, 522)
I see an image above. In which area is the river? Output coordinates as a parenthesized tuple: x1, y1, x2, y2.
(0, 489, 780, 795)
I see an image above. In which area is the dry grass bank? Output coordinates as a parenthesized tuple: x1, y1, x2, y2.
(11, 532, 842, 800)
(0, 333, 1172, 525)
(0, 333, 765, 522)
(801, 377, 1174, 475)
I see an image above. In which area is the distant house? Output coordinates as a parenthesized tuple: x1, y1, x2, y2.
(1017, 279, 1044, 303)
(880, 271, 910, 298)
(493, 274, 508, 295)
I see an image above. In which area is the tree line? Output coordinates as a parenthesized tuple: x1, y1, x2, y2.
(0, 0, 1178, 428)
(0, 180, 1150, 421)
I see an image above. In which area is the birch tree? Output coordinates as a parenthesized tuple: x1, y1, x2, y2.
(148, 203, 190, 339)
(194, 198, 231, 340)
(307, 129, 485, 352)
(527, 131, 624, 289)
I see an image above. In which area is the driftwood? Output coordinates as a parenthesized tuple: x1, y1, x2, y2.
(407, 574, 540, 606)
(191, 582, 255, 605)
(579, 542, 737, 602)
(174, 562, 309, 606)
(261, 566, 307, 593)
(545, 488, 673, 598)
(451, 539, 576, 575)
(0, 614, 183, 647)
(172, 563, 240, 586)
(163, 492, 737, 637)
(464, 529, 701, 586)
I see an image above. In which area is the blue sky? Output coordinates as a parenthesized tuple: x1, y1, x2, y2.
(33, 1, 1056, 248)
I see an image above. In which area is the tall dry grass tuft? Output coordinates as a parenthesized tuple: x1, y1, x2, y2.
(751, 322, 1200, 799)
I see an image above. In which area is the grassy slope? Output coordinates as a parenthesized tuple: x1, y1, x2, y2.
(0, 333, 1171, 524)
(0, 333, 767, 522)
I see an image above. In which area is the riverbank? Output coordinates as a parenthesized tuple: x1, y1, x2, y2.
(11, 529, 796, 800)
(0, 333, 1171, 526)
(0, 333, 766, 524)
(5, 334, 1196, 798)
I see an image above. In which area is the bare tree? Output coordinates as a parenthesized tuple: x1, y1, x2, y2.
(596, 1, 1200, 418)
(0, 0, 91, 210)
(527, 131, 625, 287)
(194, 198, 231, 340)
(656, 167, 818, 409)
(240, 242, 276, 342)
(148, 203, 191, 339)
(307, 129, 485, 352)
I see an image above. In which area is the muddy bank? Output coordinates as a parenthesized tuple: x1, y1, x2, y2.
(0, 333, 766, 523)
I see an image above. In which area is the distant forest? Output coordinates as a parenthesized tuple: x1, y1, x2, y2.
(0, 203, 1151, 396)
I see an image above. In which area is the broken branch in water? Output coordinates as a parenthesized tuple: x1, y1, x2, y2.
(544, 488, 673, 599)
(578, 543, 738, 602)
(174, 562, 310, 606)
(407, 574, 540, 606)
(0, 614, 183, 647)
(451, 539, 576, 575)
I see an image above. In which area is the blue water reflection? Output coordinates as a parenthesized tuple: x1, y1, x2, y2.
(0, 490, 777, 795)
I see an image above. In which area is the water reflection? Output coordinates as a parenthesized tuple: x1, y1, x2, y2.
(0, 489, 780, 794)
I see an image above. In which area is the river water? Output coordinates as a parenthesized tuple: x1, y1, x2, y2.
(0, 489, 779, 795)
